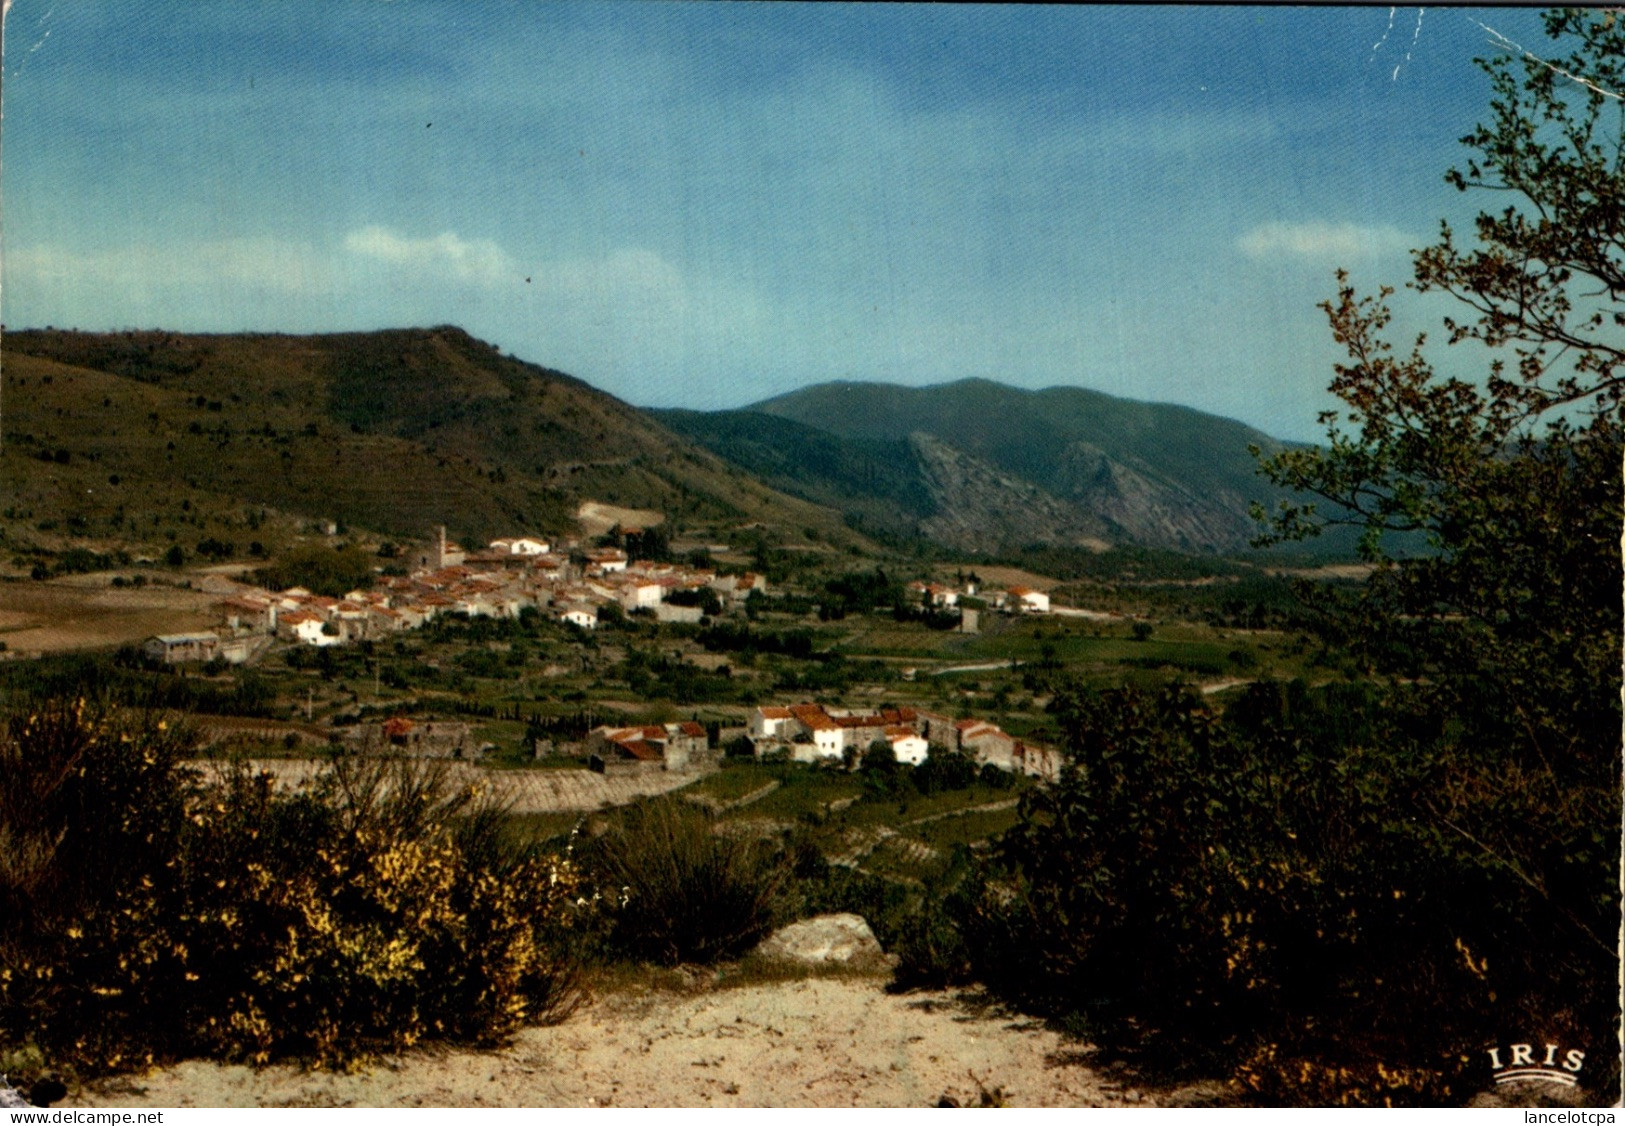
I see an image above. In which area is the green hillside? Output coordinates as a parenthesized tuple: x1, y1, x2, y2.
(745, 378, 1301, 552)
(752, 377, 1287, 503)
(650, 408, 937, 537)
(0, 327, 865, 563)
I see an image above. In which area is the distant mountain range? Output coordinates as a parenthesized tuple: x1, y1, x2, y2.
(655, 378, 1299, 553)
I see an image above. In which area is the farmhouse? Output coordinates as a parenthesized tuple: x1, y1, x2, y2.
(710, 572, 768, 603)
(219, 593, 277, 633)
(585, 722, 709, 773)
(141, 632, 221, 664)
(749, 705, 797, 741)
(344, 717, 474, 757)
(956, 719, 1018, 770)
(1014, 740, 1062, 782)
(277, 610, 336, 646)
(786, 704, 845, 762)
(1007, 586, 1050, 613)
(749, 703, 924, 763)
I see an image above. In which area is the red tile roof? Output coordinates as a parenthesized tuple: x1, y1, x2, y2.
(612, 739, 663, 762)
(789, 704, 840, 732)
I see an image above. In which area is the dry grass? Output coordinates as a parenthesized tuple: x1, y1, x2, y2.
(936, 565, 1063, 592)
(575, 501, 666, 538)
(0, 579, 219, 654)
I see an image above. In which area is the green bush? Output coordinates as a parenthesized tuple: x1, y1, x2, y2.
(583, 798, 787, 965)
(940, 679, 1617, 1105)
(0, 700, 591, 1075)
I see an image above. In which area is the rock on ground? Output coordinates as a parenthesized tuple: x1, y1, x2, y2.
(751, 913, 885, 966)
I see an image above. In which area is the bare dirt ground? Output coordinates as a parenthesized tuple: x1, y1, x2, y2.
(575, 501, 665, 539)
(0, 578, 219, 655)
(1270, 562, 1376, 581)
(201, 759, 704, 813)
(67, 977, 1150, 1108)
(940, 564, 1059, 592)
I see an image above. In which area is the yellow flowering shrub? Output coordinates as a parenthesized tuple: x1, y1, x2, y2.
(1232, 1042, 1465, 1107)
(1, 700, 593, 1076)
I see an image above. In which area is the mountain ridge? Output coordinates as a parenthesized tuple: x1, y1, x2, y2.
(663, 378, 1299, 554)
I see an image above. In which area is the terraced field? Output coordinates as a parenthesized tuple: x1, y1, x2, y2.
(200, 758, 706, 812)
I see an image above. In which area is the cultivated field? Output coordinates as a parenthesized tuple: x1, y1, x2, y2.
(204, 758, 707, 813)
(0, 577, 220, 655)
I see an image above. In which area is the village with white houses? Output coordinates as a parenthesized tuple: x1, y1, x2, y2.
(142, 525, 1054, 667)
(136, 526, 1063, 781)
(141, 525, 769, 666)
(576, 701, 1058, 781)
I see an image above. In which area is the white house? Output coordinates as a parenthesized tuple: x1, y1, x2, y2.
(280, 610, 338, 646)
(784, 704, 844, 762)
(618, 579, 665, 611)
(559, 602, 598, 630)
(490, 537, 550, 556)
(585, 548, 628, 574)
(749, 706, 796, 741)
(886, 727, 930, 766)
(1008, 586, 1050, 613)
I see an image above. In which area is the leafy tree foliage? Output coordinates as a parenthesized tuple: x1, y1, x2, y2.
(961, 12, 1621, 1104)
(1251, 9, 1621, 1028)
(253, 543, 378, 598)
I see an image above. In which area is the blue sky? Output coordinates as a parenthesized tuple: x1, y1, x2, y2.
(1, 3, 1550, 441)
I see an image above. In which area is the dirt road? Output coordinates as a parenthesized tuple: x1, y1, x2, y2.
(68, 976, 1149, 1108)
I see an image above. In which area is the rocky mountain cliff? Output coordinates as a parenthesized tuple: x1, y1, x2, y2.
(661, 378, 1302, 554)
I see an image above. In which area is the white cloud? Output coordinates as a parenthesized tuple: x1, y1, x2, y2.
(342, 225, 514, 285)
(1236, 221, 1414, 262)
(4, 237, 329, 293)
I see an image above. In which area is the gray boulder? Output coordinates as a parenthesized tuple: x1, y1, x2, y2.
(752, 913, 885, 966)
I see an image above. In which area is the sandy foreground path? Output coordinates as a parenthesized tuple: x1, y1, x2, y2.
(69, 977, 1152, 1108)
